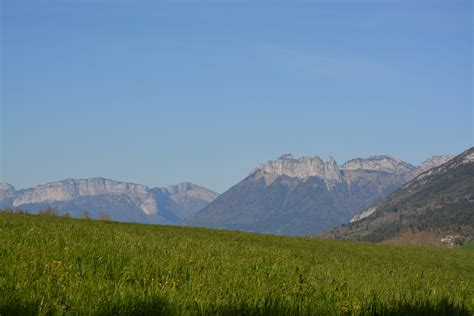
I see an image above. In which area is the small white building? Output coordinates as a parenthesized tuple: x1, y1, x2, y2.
(441, 235, 454, 243)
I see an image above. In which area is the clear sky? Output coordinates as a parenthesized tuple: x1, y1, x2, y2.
(1, 0, 472, 193)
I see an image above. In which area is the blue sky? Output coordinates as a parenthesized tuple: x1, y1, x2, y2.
(1, 0, 472, 193)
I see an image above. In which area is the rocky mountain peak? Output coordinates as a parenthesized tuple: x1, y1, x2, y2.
(10, 177, 156, 213)
(342, 155, 415, 174)
(325, 156, 338, 168)
(0, 183, 15, 192)
(324, 156, 340, 180)
(165, 182, 198, 194)
(417, 155, 455, 173)
(255, 154, 342, 181)
(462, 147, 474, 163)
(163, 183, 219, 206)
(279, 154, 295, 160)
(0, 183, 16, 200)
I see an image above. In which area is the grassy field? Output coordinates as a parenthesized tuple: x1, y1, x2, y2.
(462, 240, 474, 250)
(1, 212, 473, 315)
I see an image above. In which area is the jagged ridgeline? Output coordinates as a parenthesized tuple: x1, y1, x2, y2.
(322, 147, 474, 242)
(185, 153, 453, 235)
(0, 178, 218, 225)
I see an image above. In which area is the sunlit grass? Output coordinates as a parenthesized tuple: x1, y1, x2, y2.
(1, 212, 473, 315)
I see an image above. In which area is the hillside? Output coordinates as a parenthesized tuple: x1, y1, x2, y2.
(186, 154, 451, 235)
(322, 147, 474, 243)
(2, 212, 473, 315)
(0, 178, 218, 225)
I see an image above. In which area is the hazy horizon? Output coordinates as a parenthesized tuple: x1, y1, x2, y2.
(1, 0, 472, 193)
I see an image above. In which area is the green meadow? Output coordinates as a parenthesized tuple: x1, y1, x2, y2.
(1, 212, 473, 315)
(462, 240, 474, 251)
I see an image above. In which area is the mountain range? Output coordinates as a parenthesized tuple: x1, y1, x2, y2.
(0, 178, 219, 224)
(185, 153, 454, 235)
(321, 147, 474, 244)
(1, 152, 461, 236)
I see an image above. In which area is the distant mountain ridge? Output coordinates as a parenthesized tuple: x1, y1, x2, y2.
(185, 153, 453, 235)
(1, 152, 457, 235)
(0, 178, 219, 224)
(253, 154, 342, 181)
(342, 155, 416, 175)
(321, 148, 474, 243)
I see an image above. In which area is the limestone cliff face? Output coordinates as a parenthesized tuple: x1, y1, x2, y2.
(256, 154, 424, 184)
(342, 155, 456, 181)
(0, 183, 16, 201)
(342, 156, 416, 175)
(256, 154, 342, 181)
(1, 178, 218, 224)
(12, 178, 158, 214)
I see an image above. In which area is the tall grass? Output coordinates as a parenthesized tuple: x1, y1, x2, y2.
(462, 240, 474, 250)
(1, 212, 473, 315)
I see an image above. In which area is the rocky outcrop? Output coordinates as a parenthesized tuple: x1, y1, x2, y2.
(406, 155, 455, 180)
(12, 178, 158, 214)
(419, 155, 455, 171)
(255, 154, 343, 181)
(0, 178, 218, 224)
(349, 207, 377, 223)
(0, 183, 16, 201)
(464, 150, 474, 163)
(342, 156, 416, 175)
